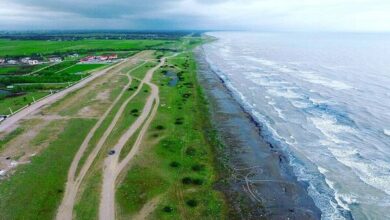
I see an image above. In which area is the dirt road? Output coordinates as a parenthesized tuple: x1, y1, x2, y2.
(99, 58, 165, 220)
(56, 61, 147, 220)
(0, 60, 127, 133)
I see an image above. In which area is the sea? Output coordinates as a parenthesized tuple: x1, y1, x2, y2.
(202, 32, 390, 220)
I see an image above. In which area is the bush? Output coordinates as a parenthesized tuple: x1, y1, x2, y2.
(185, 147, 196, 156)
(186, 199, 198, 207)
(182, 177, 192, 185)
(191, 164, 205, 172)
(156, 125, 165, 130)
(192, 178, 204, 185)
(169, 161, 180, 168)
(163, 206, 173, 213)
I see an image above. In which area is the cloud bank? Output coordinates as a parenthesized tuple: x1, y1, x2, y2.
(1, 0, 390, 32)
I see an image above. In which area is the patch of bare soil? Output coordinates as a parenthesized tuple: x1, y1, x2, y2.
(0, 119, 67, 178)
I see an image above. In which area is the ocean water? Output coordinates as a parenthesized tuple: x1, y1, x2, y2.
(202, 32, 390, 220)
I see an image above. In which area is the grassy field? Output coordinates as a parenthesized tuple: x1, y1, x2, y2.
(57, 64, 106, 75)
(0, 64, 49, 75)
(0, 118, 96, 219)
(0, 52, 148, 220)
(73, 64, 154, 219)
(129, 61, 158, 79)
(115, 50, 226, 219)
(0, 91, 50, 115)
(0, 39, 176, 57)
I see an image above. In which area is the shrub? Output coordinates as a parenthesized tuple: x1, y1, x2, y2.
(156, 125, 165, 130)
(191, 164, 205, 172)
(181, 177, 192, 185)
(185, 147, 196, 156)
(169, 161, 180, 168)
(192, 178, 204, 185)
(186, 199, 198, 207)
(163, 206, 173, 213)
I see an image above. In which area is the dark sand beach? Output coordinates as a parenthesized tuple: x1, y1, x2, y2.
(195, 47, 321, 219)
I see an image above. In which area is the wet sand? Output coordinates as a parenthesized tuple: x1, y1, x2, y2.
(195, 47, 321, 219)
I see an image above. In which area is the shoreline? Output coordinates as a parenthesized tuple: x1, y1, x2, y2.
(195, 47, 321, 219)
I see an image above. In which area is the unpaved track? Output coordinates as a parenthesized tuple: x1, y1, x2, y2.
(99, 58, 165, 220)
(56, 60, 147, 220)
(0, 60, 127, 133)
(56, 52, 153, 219)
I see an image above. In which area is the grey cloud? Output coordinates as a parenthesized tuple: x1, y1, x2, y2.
(12, 0, 182, 18)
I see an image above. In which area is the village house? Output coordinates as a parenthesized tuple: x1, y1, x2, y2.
(28, 60, 39, 65)
(49, 57, 62, 62)
(20, 57, 31, 64)
(0, 58, 5, 64)
(108, 54, 118, 59)
(68, 53, 79, 58)
(79, 54, 118, 63)
(7, 60, 18, 65)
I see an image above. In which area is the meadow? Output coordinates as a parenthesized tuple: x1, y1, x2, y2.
(0, 39, 177, 57)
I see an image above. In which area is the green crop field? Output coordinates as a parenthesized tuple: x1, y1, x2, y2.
(0, 39, 177, 57)
(0, 64, 49, 75)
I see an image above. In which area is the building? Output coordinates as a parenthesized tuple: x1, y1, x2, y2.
(7, 60, 17, 65)
(28, 60, 39, 65)
(20, 57, 31, 64)
(108, 54, 118, 59)
(0, 59, 5, 64)
(49, 57, 62, 63)
(99, 56, 108, 61)
(69, 53, 79, 58)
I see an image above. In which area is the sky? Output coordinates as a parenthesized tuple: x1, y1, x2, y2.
(1, 0, 390, 32)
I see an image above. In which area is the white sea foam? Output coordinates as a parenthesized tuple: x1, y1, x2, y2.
(204, 31, 390, 219)
(267, 88, 303, 99)
(299, 71, 353, 90)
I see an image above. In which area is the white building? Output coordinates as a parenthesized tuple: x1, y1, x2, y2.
(0, 59, 5, 64)
(7, 60, 17, 65)
(69, 53, 79, 58)
(49, 57, 62, 62)
(20, 57, 31, 64)
(28, 60, 39, 65)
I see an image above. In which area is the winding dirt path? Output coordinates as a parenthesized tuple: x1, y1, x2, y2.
(99, 58, 165, 220)
(56, 60, 147, 220)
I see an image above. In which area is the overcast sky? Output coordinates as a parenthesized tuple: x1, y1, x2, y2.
(1, 0, 390, 32)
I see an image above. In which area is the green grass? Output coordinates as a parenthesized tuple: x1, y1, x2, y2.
(0, 127, 24, 151)
(0, 64, 48, 75)
(116, 49, 226, 219)
(73, 84, 150, 220)
(0, 91, 50, 115)
(0, 39, 177, 57)
(57, 64, 106, 75)
(0, 66, 19, 75)
(35, 61, 79, 76)
(103, 83, 150, 149)
(0, 118, 96, 220)
(129, 61, 157, 79)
